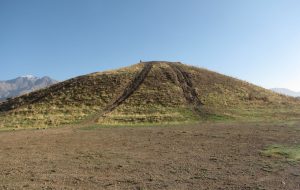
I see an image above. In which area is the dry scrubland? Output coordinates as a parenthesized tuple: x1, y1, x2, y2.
(0, 62, 300, 189)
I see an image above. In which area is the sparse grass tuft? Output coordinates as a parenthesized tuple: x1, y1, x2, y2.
(262, 144, 300, 161)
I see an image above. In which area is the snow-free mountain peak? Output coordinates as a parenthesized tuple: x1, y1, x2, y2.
(271, 88, 300, 97)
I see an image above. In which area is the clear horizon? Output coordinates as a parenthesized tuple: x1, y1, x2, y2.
(1, 0, 300, 91)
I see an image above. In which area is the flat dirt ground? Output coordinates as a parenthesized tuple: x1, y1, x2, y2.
(0, 122, 300, 190)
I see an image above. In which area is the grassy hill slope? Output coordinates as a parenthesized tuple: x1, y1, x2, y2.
(0, 61, 299, 128)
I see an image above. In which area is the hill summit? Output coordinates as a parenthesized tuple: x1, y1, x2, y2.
(0, 61, 299, 128)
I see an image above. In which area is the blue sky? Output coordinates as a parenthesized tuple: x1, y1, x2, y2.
(0, 0, 299, 91)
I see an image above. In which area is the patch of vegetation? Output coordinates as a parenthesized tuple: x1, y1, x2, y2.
(262, 145, 300, 161)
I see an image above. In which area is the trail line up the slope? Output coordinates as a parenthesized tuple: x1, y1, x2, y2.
(85, 62, 154, 124)
(167, 63, 204, 110)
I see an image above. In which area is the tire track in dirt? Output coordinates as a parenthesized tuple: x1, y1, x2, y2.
(86, 62, 154, 123)
(167, 63, 203, 111)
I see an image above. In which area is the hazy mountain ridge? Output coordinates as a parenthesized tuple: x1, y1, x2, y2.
(0, 76, 58, 101)
(271, 88, 300, 97)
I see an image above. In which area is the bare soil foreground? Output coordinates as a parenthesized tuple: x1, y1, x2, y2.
(0, 123, 300, 190)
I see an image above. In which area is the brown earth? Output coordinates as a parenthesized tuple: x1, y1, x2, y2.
(0, 123, 299, 190)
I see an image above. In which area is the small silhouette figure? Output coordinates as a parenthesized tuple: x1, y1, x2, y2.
(140, 60, 142, 63)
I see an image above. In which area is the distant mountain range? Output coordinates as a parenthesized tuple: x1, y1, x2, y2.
(271, 88, 300, 97)
(0, 75, 58, 101)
